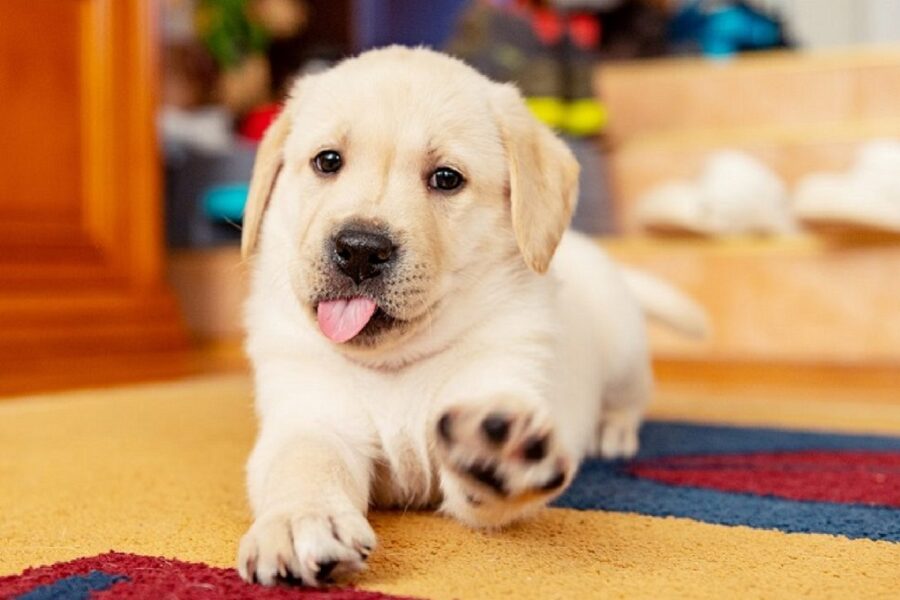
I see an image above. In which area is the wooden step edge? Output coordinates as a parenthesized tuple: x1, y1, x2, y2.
(0, 340, 248, 398)
(599, 235, 834, 257)
(0, 324, 190, 358)
(653, 357, 900, 394)
(607, 117, 900, 152)
(0, 286, 184, 316)
(598, 44, 900, 80)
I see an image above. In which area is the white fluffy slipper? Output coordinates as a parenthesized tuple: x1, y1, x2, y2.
(636, 150, 794, 236)
(793, 140, 900, 233)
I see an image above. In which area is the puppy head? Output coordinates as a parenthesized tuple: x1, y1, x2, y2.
(243, 47, 578, 352)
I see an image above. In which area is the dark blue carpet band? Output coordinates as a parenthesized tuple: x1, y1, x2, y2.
(556, 421, 900, 541)
(15, 570, 127, 600)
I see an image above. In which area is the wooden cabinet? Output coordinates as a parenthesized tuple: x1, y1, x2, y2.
(0, 0, 188, 390)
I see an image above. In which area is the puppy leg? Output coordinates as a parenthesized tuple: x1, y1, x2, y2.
(593, 357, 653, 460)
(238, 364, 375, 587)
(238, 431, 375, 586)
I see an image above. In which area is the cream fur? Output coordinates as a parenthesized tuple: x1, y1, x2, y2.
(237, 46, 706, 587)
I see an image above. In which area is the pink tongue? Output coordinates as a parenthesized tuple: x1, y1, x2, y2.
(316, 297, 378, 343)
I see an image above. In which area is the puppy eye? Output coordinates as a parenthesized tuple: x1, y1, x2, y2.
(429, 167, 464, 192)
(313, 150, 342, 174)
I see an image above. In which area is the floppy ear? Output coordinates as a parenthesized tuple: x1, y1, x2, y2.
(241, 107, 293, 259)
(491, 84, 580, 274)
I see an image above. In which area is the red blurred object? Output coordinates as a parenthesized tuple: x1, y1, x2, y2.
(238, 103, 282, 142)
(526, 6, 601, 50)
(532, 8, 565, 45)
(569, 12, 601, 49)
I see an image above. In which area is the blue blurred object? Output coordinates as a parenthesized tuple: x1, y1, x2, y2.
(203, 184, 249, 223)
(354, 0, 469, 50)
(670, 0, 787, 58)
(164, 141, 256, 248)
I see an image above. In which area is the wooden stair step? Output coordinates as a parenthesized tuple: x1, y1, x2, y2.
(597, 46, 900, 141)
(602, 236, 900, 367)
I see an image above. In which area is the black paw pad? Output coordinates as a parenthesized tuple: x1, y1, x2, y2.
(539, 471, 567, 492)
(466, 462, 507, 496)
(522, 435, 548, 462)
(481, 413, 511, 444)
(316, 560, 338, 583)
(437, 413, 453, 443)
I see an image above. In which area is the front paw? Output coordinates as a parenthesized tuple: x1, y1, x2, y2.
(237, 508, 376, 587)
(435, 396, 574, 527)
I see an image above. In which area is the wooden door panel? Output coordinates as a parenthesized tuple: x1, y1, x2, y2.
(0, 0, 188, 385)
(0, 1, 83, 223)
(0, 0, 162, 280)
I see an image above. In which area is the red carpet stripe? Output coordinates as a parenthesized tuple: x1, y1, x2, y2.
(629, 450, 900, 507)
(0, 552, 421, 600)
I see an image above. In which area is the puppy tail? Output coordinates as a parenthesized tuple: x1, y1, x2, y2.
(620, 268, 711, 339)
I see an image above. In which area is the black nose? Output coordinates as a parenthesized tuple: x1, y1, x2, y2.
(332, 228, 396, 284)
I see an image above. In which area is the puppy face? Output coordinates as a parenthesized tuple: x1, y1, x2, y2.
(243, 47, 579, 353)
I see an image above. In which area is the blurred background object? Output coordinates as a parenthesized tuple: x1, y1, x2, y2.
(155, 0, 900, 370)
(668, 0, 790, 58)
(3, 0, 900, 393)
(635, 150, 795, 237)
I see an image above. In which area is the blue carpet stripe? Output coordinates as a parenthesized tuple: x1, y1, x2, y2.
(16, 571, 127, 600)
(555, 421, 900, 541)
(633, 421, 900, 458)
(16, 571, 128, 600)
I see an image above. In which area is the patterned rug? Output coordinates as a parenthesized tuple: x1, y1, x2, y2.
(0, 553, 415, 600)
(1, 375, 898, 599)
(561, 422, 900, 541)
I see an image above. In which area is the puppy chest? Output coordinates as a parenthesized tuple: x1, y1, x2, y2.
(369, 425, 439, 509)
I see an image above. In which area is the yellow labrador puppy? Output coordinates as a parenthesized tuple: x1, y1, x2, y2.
(238, 46, 706, 586)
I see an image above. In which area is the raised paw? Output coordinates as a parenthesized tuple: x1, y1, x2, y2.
(435, 396, 574, 527)
(237, 509, 375, 587)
